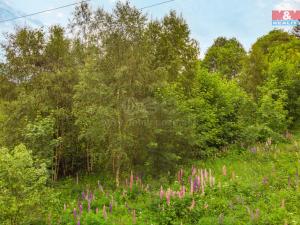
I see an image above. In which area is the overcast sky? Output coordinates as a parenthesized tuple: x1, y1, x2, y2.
(1, 0, 300, 57)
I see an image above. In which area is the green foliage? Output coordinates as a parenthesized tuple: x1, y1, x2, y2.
(0, 3, 299, 225)
(203, 37, 246, 79)
(0, 144, 58, 225)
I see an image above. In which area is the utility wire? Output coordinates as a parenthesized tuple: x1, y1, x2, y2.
(0, 0, 176, 24)
(140, 0, 175, 10)
(0, 0, 91, 23)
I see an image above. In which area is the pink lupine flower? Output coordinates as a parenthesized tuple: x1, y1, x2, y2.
(160, 186, 164, 200)
(88, 200, 91, 212)
(190, 178, 194, 194)
(179, 185, 186, 198)
(96, 208, 99, 214)
(204, 169, 208, 181)
(166, 189, 171, 206)
(177, 170, 181, 183)
(130, 171, 134, 191)
(79, 203, 83, 214)
(77, 219, 80, 225)
(103, 205, 107, 219)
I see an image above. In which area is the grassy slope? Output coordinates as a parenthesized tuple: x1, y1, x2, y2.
(55, 125, 300, 225)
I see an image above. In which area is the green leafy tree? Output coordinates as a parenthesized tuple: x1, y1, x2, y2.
(203, 37, 246, 79)
(0, 144, 58, 225)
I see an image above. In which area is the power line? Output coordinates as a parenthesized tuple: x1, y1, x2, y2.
(0, 0, 91, 23)
(0, 0, 175, 24)
(140, 0, 175, 10)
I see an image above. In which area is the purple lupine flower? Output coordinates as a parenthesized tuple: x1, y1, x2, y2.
(89, 192, 93, 201)
(193, 178, 198, 192)
(109, 203, 113, 213)
(73, 208, 77, 219)
(196, 176, 201, 187)
(81, 191, 85, 200)
(77, 219, 80, 225)
(79, 203, 83, 214)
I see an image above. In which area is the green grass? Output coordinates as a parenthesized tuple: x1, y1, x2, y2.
(53, 128, 300, 225)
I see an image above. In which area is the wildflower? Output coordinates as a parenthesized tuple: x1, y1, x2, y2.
(196, 176, 201, 189)
(179, 186, 185, 199)
(89, 192, 93, 201)
(166, 189, 171, 206)
(96, 208, 99, 214)
(130, 171, 134, 191)
(79, 203, 83, 214)
(73, 208, 77, 219)
(200, 170, 204, 186)
(177, 170, 181, 183)
(204, 169, 208, 181)
(81, 191, 85, 200)
(88, 200, 91, 212)
(160, 186, 164, 200)
(109, 202, 113, 213)
(193, 178, 198, 192)
(103, 205, 107, 219)
(77, 219, 80, 225)
(190, 178, 194, 194)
